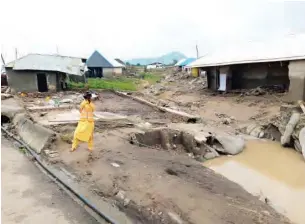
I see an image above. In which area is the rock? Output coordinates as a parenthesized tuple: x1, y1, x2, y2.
(214, 134, 245, 155)
(123, 198, 130, 207)
(204, 145, 219, 160)
(222, 118, 232, 125)
(1, 93, 13, 100)
(194, 134, 208, 143)
(5, 87, 11, 94)
(247, 124, 264, 138)
(111, 162, 120, 168)
(116, 190, 126, 200)
(281, 112, 300, 146)
(167, 212, 183, 224)
(299, 127, 305, 160)
(60, 99, 73, 104)
(259, 131, 265, 138)
(294, 139, 302, 153)
(85, 170, 92, 176)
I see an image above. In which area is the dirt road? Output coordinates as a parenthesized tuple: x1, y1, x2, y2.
(54, 128, 291, 224)
(1, 136, 98, 224)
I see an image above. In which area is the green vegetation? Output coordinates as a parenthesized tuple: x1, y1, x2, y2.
(68, 77, 137, 91)
(140, 72, 161, 84)
(68, 73, 162, 91)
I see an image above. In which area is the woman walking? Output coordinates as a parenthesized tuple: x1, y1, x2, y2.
(71, 91, 95, 152)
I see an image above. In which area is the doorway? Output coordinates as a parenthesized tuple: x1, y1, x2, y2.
(37, 73, 48, 92)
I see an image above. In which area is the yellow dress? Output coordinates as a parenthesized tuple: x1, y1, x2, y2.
(72, 100, 95, 151)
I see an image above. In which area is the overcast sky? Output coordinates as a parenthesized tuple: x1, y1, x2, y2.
(1, 0, 305, 64)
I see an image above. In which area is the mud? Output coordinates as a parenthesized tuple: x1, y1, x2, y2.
(205, 139, 305, 224)
(96, 91, 171, 122)
(50, 128, 290, 224)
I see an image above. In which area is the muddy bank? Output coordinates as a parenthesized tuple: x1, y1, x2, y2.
(51, 128, 290, 224)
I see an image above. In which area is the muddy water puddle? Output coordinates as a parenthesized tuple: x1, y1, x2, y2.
(204, 140, 305, 224)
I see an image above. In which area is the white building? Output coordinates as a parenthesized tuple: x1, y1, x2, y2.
(146, 62, 164, 69)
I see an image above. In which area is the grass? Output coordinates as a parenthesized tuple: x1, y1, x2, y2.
(141, 73, 161, 84)
(68, 77, 137, 91)
(68, 73, 162, 91)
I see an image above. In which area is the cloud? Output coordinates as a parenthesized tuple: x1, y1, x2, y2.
(1, 0, 305, 64)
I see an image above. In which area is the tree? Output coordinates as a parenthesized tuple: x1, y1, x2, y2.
(136, 63, 141, 66)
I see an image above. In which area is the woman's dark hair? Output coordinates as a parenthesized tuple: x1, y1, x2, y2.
(83, 91, 92, 103)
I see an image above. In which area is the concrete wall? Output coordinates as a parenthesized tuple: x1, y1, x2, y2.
(6, 68, 59, 92)
(207, 67, 218, 90)
(230, 62, 289, 89)
(288, 60, 305, 101)
(113, 67, 123, 75)
(103, 68, 114, 78)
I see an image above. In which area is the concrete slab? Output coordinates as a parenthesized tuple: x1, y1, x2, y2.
(13, 113, 56, 153)
(1, 97, 25, 119)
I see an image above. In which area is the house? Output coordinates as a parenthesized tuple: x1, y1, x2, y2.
(176, 58, 196, 72)
(86, 51, 125, 77)
(188, 34, 305, 101)
(146, 62, 164, 69)
(5, 54, 86, 93)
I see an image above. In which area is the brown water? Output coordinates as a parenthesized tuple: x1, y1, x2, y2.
(204, 140, 305, 224)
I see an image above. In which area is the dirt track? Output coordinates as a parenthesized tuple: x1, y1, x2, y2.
(52, 128, 290, 224)
(10, 75, 293, 224)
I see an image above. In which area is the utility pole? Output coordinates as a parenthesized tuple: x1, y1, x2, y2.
(1, 53, 5, 65)
(15, 48, 18, 59)
(196, 44, 199, 59)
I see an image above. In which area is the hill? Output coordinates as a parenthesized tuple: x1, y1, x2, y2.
(126, 51, 186, 65)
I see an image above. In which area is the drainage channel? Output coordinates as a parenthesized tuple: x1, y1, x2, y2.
(1, 127, 119, 224)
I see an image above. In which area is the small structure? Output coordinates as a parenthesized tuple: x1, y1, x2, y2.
(146, 62, 164, 70)
(86, 51, 125, 77)
(5, 54, 86, 93)
(176, 58, 196, 73)
(189, 34, 305, 101)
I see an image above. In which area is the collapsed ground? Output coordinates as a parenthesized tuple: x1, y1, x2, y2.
(2, 86, 292, 224)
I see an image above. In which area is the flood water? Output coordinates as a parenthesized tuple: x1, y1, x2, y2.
(204, 140, 305, 224)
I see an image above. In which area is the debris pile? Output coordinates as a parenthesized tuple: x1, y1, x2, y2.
(130, 128, 245, 161)
(244, 102, 305, 160)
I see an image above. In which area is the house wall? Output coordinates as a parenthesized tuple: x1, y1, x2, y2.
(103, 68, 114, 78)
(288, 60, 305, 101)
(230, 62, 289, 89)
(206, 67, 218, 90)
(6, 68, 59, 92)
(113, 67, 123, 75)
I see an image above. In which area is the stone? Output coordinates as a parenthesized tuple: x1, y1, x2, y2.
(281, 112, 300, 146)
(194, 134, 208, 143)
(222, 118, 232, 125)
(299, 127, 305, 160)
(116, 190, 126, 200)
(214, 134, 245, 155)
(60, 99, 73, 104)
(167, 212, 183, 224)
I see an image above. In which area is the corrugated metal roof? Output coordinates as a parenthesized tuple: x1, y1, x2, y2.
(86, 50, 113, 68)
(179, 58, 196, 66)
(175, 58, 186, 66)
(5, 54, 85, 76)
(108, 58, 125, 68)
(189, 34, 305, 68)
(114, 58, 126, 66)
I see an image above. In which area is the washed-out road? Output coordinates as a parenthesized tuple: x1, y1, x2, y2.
(1, 136, 99, 224)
